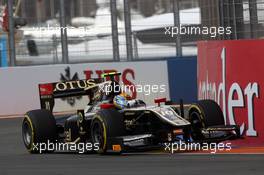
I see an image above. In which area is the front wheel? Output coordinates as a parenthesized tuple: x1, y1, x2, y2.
(91, 117, 107, 154)
(188, 108, 205, 141)
(188, 100, 225, 141)
(90, 109, 126, 154)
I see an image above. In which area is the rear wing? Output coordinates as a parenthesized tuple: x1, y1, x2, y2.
(39, 79, 103, 111)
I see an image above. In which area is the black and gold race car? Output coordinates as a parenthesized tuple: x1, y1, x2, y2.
(22, 72, 240, 154)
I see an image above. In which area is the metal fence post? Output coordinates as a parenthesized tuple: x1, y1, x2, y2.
(7, 0, 16, 66)
(59, 0, 69, 64)
(219, 0, 225, 39)
(124, 0, 133, 61)
(172, 0, 182, 57)
(132, 32, 139, 59)
(231, 0, 238, 39)
(52, 35, 58, 64)
(224, 0, 231, 40)
(110, 0, 120, 61)
(249, 0, 258, 38)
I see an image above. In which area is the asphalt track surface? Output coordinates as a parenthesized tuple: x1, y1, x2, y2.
(0, 117, 263, 175)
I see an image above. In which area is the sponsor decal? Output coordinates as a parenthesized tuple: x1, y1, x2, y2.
(54, 79, 96, 92)
(59, 67, 82, 106)
(83, 68, 137, 99)
(55, 67, 137, 106)
(198, 40, 263, 145)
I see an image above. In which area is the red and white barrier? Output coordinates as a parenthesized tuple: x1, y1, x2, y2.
(198, 40, 264, 145)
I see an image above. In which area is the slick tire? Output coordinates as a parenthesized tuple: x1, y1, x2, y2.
(22, 109, 57, 153)
(91, 109, 126, 154)
(188, 100, 224, 141)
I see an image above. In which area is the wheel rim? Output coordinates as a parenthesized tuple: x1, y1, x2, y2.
(190, 111, 202, 129)
(92, 121, 104, 148)
(22, 120, 32, 146)
(190, 111, 203, 140)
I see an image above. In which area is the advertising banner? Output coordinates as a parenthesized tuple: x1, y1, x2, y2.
(0, 61, 169, 115)
(198, 40, 264, 145)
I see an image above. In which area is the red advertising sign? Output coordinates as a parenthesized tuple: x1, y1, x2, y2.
(198, 40, 264, 146)
(2, 7, 8, 32)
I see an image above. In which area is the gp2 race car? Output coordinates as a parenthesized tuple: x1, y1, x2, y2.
(22, 72, 240, 154)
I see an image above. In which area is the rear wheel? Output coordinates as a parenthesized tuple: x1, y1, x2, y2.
(22, 109, 57, 153)
(188, 100, 224, 141)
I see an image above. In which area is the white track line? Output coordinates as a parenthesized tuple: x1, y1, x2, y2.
(0, 110, 76, 120)
(0, 115, 24, 119)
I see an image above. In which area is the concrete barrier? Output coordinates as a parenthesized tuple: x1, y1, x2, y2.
(0, 61, 169, 116)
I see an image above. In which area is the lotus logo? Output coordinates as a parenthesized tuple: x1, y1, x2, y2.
(60, 67, 82, 106)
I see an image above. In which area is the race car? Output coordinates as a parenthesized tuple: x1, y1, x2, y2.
(22, 72, 240, 154)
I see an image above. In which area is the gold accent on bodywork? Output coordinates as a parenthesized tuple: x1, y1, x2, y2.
(65, 137, 81, 144)
(124, 112, 136, 116)
(65, 128, 72, 142)
(78, 112, 84, 123)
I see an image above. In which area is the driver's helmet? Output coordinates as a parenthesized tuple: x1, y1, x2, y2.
(102, 81, 121, 102)
(113, 92, 130, 109)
